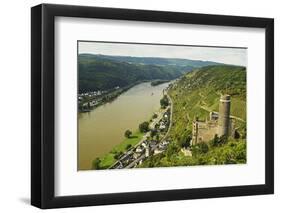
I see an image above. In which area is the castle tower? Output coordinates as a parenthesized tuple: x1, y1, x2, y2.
(191, 119, 199, 145)
(218, 95, 231, 137)
(145, 145, 150, 157)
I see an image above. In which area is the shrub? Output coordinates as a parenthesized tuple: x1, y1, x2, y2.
(197, 142, 209, 154)
(160, 95, 169, 108)
(139, 121, 150, 133)
(114, 151, 123, 160)
(124, 129, 132, 138)
(92, 158, 101, 170)
(126, 144, 132, 150)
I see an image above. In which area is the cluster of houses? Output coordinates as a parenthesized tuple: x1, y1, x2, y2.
(78, 90, 107, 112)
(78, 90, 106, 103)
(78, 86, 122, 112)
(110, 104, 172, 169)
(79, 90, 105, 99)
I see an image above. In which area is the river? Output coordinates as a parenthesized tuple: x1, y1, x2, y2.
(78, 81, 170, 170)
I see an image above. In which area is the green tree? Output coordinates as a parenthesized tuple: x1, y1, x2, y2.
(124, 129, 132, 138)
(197, 142, 209, 154)
(139, 121, 150, 133)
(235, 142, 246, 163)
(210, 134, 228, 147)
(126, 144, 132, 150)
(210, 134, 220, 147)
(92, 157, 101, 170)
(150, 129, 157, 138)
(178, 130, 192, 148)
(166, 143, 180, 160)
(160, 95, 169, 108)
(114, 151, 123, 160)
(234, 130, 240, 139)
(219, 135, 228, 145)
(156, 134, 160, 141)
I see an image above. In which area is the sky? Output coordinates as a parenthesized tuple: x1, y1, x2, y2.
(78, 41, 247, 66)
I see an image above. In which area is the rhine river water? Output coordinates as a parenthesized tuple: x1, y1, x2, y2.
(78, 82, 170, 170)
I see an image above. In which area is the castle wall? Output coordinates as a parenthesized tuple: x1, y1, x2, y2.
(197, 125, 218, 143)
(192, 120, 218, 145)
(191, 95, 233, 145)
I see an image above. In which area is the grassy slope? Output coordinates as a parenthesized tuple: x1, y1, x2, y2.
(168, 65, 246, 142)
(139, 138, 246, 168)
(98, 131, 144, 168)
(139, 65, 247, 168)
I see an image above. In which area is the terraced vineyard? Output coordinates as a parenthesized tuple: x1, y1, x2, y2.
(168, 65, 246, 141)
(139, 65, 247, 167)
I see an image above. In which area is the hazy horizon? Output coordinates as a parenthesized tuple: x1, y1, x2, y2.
(78, 41, 247, 66)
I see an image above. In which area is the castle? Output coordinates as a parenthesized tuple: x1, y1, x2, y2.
(191, 95, 235, 145)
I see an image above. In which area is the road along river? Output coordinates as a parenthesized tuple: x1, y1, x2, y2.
(78, 81, 170, 170)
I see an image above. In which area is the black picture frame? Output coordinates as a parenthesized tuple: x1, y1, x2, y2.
(31, 3, 274, 209)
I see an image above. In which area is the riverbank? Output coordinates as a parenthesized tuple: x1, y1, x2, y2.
(113, 95, 172, 169)
(96, 107, 164, 169)
(151, 79, 170, 86)
(79, 79, 170, 113)
(79, 83, 136, 113)
(97, 131, 144, 169)
(78, 81, 172, 170)
(93, 90, 173, 170)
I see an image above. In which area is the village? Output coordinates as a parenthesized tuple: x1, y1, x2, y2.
(108, 92, 241, 169)
(78, 80, 171, 113)
(78, 90, 107, 112)
(78, 86, 122, 112)
(109, 92, 173, 169)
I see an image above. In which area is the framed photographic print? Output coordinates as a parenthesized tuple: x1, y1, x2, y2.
(31, 3, 274, 209)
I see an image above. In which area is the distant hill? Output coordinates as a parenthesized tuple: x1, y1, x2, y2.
(78, 54, 223, 93)
(80, 54, 222, 67)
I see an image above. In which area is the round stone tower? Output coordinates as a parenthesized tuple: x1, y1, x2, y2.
(145, 145, 150, 157)
(218, 94, 231, 137)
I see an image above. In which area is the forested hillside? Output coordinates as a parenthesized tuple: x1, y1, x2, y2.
(78, 54, 222, 92)
(82, 54, 222, 67)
